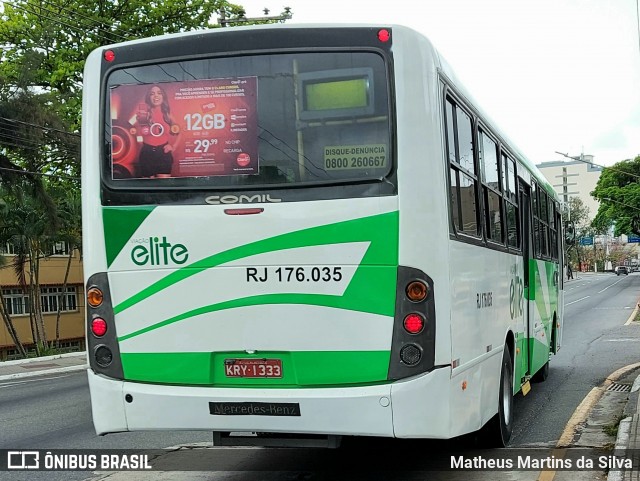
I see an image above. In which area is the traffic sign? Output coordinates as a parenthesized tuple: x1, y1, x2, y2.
(579, 237, 593, 246)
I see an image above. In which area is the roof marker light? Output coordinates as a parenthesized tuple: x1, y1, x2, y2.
(104, 50, 116, 62)
(377, 29, 390, 43)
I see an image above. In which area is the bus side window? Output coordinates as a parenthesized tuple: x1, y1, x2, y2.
(446, 96, 479, 238)
(504, 154, 519, 249)
(479, 129, 503, 245)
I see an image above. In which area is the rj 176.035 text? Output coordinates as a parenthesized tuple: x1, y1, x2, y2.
(246, 266, 343, 283)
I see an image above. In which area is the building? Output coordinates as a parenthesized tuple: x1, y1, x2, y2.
(537, 155, 640, 270)
(0, 242, 85, 360)
(536, 154, 602, 222)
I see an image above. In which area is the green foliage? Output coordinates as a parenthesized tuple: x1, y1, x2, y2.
(0, 0, 283, 97)
(53, 185, 82, 252)
(0, 0, 292, 177)
(603, 414, 626, 438)
(562, 197, 591, 237)
(591, 156, 640, 236)
(27, 343, 65, 358)
(0, 87, 80, 196)
(562, 197, 593, 269)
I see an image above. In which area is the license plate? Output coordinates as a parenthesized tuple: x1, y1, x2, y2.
(224, 358, 283, 378)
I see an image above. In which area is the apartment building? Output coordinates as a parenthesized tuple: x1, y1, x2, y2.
(0, 242, 85, 360)
(536, 155, 602, 222)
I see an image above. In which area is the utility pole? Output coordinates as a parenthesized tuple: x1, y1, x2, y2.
(218, 7, 292, 27)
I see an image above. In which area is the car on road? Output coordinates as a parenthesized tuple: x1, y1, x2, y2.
(615, 266, 629, 276)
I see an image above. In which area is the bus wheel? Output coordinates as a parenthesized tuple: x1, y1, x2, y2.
(532, 361, 549, 383)
(482, 346, 514, 447)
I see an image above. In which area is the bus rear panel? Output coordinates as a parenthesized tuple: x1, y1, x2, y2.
(83, 26, 443, 440)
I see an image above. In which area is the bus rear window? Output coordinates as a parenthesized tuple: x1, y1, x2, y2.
(105, 52, 391, 189)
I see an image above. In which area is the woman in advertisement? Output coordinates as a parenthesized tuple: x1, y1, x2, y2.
(135, 84, 181, 178)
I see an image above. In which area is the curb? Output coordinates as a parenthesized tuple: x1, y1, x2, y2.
(624, 296, 640, 326)
(608, 417, 632, 481)
(608, 372, 640, 481)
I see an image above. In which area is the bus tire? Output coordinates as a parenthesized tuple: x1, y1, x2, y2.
(532, 361, 549, 383)
(483, 345, 514, 447)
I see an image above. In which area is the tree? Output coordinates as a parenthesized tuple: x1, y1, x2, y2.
(0, 87, 79, 209)
(0, 193, 27, 358)
(562, 197, 591, 271)
(0, 0, 281, 127)
(0, 1, 290, 191)
(591, 156, 640, 237)
(53, 188, 82, 348)
(0, 189, 59, 355)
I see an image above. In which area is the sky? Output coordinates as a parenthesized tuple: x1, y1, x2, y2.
(237, 0, 640, 167)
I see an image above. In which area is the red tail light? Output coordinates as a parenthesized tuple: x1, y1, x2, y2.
(91, 318, 108, 337)
(403, 313, 425, 334)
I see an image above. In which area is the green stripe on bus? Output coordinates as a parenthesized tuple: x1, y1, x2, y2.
(120, 350, 391, 386)
(118, 266, 396, 342)
(103, 206, 155, 268)
(514, 335, 551, 393)
(529, 335, 551, 375)
(531, 260, 558, 324)
(113, 211, 399, 315)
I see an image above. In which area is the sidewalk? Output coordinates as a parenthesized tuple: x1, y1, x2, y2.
(565, 271, 598, 282)
(609, 373, 640, 481)
(0, 351, 87, 381)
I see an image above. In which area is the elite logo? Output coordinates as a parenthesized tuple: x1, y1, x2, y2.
(130, 236, 189, 266)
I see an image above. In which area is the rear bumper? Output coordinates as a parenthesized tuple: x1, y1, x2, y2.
(88, 367, 452, 438)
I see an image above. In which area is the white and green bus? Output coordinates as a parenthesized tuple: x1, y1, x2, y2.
(82, 24, 564, 447)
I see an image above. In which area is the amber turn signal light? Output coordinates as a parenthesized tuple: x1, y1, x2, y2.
(87, 287, 104, 308)
(406, 281, 428, 302)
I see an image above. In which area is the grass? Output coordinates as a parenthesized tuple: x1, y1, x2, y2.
(603, 415, 626, 438)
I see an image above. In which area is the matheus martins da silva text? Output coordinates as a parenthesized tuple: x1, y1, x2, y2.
(451, 455, 633, 470)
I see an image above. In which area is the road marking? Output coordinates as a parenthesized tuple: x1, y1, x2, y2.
(597, 277, 626, 293)
(604, 338, 639, 342)
(565, 296, 589, 306)
(537, 448, 567, 481)
(0, 374, 72, 388)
